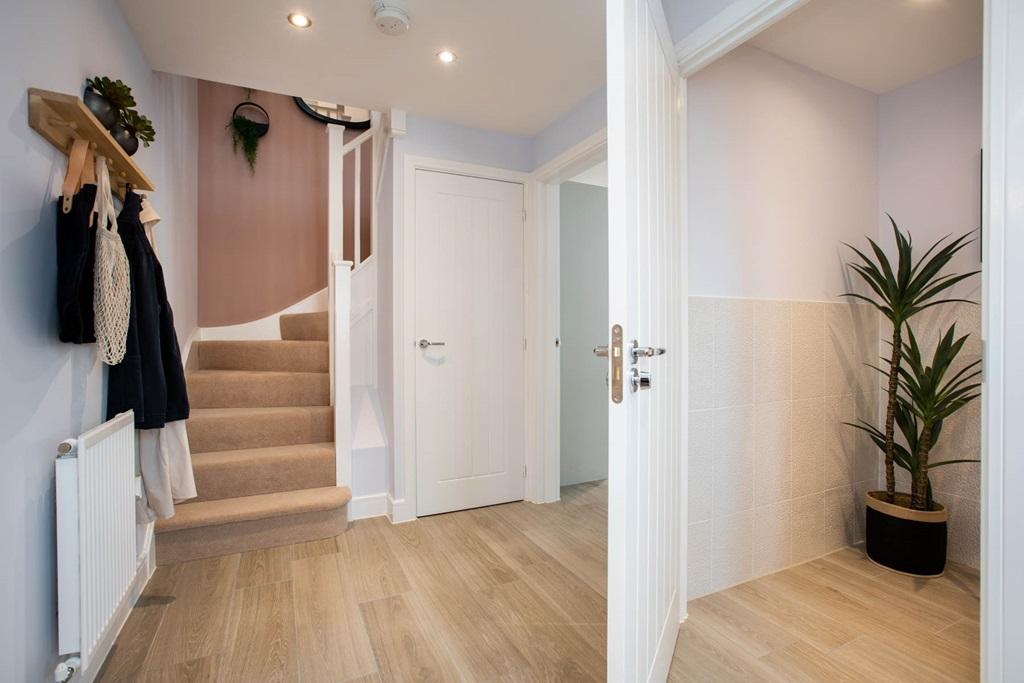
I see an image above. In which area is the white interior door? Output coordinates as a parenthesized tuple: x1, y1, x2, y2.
(607, 0, 685, 680)
(414, 169, 526, 516)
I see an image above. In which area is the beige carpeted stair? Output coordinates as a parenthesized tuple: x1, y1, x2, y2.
(156, 312, 349, 564)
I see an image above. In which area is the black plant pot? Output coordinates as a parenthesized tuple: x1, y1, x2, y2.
(865, 491, 948, 577)
(84, 87, 117, 129)
(110, 123, 139, 156)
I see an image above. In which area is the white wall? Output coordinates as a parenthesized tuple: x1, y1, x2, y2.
(879, 57, 983, 300)
(662, 0, 736, 45)
(559, 182, 608, 487)
(0, 0, 198, 679)
(688, 45, 879, 302)
(532, 87, 607, 169)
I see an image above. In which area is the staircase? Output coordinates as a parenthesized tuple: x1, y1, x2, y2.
(155, 311, 351, 564)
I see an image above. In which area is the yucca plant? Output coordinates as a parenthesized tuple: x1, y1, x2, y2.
(894, 325, 981, 509)
(842, 217, 977, 503)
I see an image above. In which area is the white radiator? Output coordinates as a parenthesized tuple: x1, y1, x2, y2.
(55, 410, 139, 675)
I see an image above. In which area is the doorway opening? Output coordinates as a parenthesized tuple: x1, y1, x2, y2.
(558, 159, 609, 492)
(675, 0, 984, 678)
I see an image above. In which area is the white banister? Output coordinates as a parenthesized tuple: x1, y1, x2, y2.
(330, 258, 352, 487)
(327, 125, 346, 263)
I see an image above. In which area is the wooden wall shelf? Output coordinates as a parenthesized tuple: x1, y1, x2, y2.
(27, 87, 155, 194)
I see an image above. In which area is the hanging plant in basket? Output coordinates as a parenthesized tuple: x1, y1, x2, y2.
(228, 99, 270, 173)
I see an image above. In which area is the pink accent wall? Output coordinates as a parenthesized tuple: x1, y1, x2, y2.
(198, 81, 328, 326)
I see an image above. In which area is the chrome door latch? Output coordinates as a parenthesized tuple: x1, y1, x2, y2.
(417, 339, 446, 349)
(631, 367, 652, 391)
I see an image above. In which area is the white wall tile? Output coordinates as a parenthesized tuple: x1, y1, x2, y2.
(713, 298, 754, 408)
(688, 409, 714, 523)
(824, 485, 862, 551)
(712, 510, 754, 592)
(792, 397, 825, 498)
(753, 500, 792, 576)
(825, 302, 877, 397)
(792, 492, 826, 563)
(689, 297, 716, 409)
(944, 493, 980, 569)
(824, 394, 877, 490)
(754, 401, 791, 506)
(792, 302, 825, 400)
(713, 405, 755, 518)
(754, 300, 792, 403)
(688, 520, 713, 600)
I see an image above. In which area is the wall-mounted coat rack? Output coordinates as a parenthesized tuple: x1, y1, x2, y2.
(27, 88, 155, 197)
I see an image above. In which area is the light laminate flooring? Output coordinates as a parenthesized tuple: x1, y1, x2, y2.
(97, 479, 980, 682)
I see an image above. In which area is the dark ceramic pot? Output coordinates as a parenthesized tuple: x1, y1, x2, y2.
(865, 491, 948, 577)
(110, 123, 139, 156)
(84, 87, 117, 129)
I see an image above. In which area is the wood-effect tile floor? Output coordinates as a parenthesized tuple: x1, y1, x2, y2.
(98, 479, 980, 682)
(668, 547, 980, 682)
(97, 481, 609, 682)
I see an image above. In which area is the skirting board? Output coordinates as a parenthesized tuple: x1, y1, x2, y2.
(348, 493, 389, 521)
(387, 496, 416, 524)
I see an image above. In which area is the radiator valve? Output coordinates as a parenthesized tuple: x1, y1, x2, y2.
(54, 656, 81, 683)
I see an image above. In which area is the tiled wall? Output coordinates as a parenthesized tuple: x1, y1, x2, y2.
(687, 297, 879, 599)
(892, 301, 982, 569)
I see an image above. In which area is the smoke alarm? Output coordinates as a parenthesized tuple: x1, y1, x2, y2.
(374, 0, 410, 35)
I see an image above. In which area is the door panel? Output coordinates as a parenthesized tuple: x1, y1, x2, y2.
(414, 170, 526, 516)
(607, 0, 685, 680)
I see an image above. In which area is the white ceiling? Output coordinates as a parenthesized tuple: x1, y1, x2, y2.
(117, 0, 605, 136)
(750, 0, 982, 93)
(569, 160, 608, 187)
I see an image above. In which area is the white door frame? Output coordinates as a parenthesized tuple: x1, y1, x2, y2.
(677, 0, 1023, 678)
(528, 129, 608, 504)
(395, 155, 530, 522)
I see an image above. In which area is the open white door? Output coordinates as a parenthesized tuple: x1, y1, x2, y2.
(606, 0, 685, 680)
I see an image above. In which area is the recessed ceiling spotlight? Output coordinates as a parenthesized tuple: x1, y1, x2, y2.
(437, 50, 456, 64)
(287, 12, 312, 29)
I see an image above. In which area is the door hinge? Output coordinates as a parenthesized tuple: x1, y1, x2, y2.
(522, 209, 527, 222)
(523, 337, 527, 350)
(523, 466, 527, 479)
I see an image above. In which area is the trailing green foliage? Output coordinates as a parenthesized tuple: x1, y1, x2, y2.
(229, 115, 262, 172)
(842, 217, 977, 503)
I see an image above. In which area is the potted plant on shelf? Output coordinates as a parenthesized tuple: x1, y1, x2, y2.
(111, 109, 156, 157)
(842, 217, 979, 577)
(84, 76, 136, 130)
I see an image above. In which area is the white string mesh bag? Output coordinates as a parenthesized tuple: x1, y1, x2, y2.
(92, 156, 131, 365)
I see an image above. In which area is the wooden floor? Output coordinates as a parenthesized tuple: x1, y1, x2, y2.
(668, 547, 980, 682)
(98, 480, 979, 682)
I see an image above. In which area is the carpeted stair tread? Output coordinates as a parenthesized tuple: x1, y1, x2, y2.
(188, 369, 329, 408)
(197, 339, 328, 372)
(157, 486, 352, 533)
(279, 311, 328, 341)
(191, 442, 335, 502)
(187, 406, 334, 453)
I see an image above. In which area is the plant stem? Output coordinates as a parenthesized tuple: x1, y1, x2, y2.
(911, 424, 933, 510)
(883, 325, 901, 503)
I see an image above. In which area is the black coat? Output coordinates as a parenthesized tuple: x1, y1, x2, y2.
(55, 184, 98, 344)
(106, 191, 189, 429)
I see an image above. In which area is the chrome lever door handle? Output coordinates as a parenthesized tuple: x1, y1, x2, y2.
(418, 339, 446, 349)
(630, 340, 666, 362)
